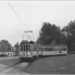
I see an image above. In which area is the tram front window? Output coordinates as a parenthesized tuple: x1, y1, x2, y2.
(24, 44, 30, 51)
(21, 45, 24, 51)
(26, 45, 28, 51)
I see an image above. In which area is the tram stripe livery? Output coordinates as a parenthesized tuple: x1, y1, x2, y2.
(19, 40, 68, 61)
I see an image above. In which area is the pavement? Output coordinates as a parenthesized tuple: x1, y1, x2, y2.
(0, 57, 30, 74)
(0, 56, 19, 60)
(0, 62, 29, 74)
(0, 63, 8, 73)
(0, 56, 19, 73)
(0, 54, 75, 74)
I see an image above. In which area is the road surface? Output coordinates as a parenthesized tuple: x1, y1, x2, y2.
(0, 57, 31, 74)
(0, 62, 30, 74)
(0, 56, 19, 73)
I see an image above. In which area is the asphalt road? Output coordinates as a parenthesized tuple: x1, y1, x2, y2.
(0, 54, 75, 74)
(0, 56, 19, 73)
(0, 57, 31, 74)
(1, 62, 29, 74)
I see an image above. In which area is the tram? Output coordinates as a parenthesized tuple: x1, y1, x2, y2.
(19, 31, 68, 61)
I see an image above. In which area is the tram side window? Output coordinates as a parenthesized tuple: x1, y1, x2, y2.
(43, 48, 45, 51)
(52, 47, 55, 51)
(33, 46, 34, 51)
(61, 47, 63, 50)
(45, 48, 47, 51)
(60, 48, 62, 51)
(62, 48, 67, 51)
(34, 46, 38, 51)
(59, 48, 62, 53)
(55, 48, 59, 51)
(61, 48, 63, 51)
(45, 48, 49, 51)
(47, 48, 49, 51)
(49, 48, 50, 51)
(33, 46, 35, 51)
(24, 45, 25, 51)
(50, 48, 53, 51)
(53, 47, 59, 51)
(53, 48, 55, 51)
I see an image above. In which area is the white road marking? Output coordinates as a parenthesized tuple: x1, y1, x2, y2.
(72, 64, 74, 65)
(53, 67, 67, 71)
(22, 73, 31, 75)
(1, 67, 18, 74)
(16, 73, 31, 75)
(60, 67, 66, 70)
(53, 69, 57, 71)
(16, 71, 31, 75)
(0, 64, 8, 67)
(20, 63, 28, 67)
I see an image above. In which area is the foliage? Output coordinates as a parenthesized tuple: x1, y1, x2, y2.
(14, 42, 19, 56)
(37, 20, 75, 53)
(0, 40, 11, 51)
(37, 22, 61, 45)
(61, 20, 75, 52)
(14, 42, 19, 51)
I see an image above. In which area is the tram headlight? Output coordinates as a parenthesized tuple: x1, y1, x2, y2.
(27, 52, 30, 57)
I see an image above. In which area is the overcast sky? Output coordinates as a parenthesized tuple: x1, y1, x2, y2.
(0, 1, 75, 46)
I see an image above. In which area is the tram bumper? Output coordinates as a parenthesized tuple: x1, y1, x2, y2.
(19, 55, 32, 60)
(19, 56, 33, 62)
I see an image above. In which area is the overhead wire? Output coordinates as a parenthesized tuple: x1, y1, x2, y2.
(8, 2, 34, 41)
(8, 2, 27, 40)
(8, 2, 25, 26)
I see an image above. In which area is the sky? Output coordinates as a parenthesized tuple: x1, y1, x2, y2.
(0, 1, 75, 46)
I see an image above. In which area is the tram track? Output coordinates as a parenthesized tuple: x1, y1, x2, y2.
(17, 61, 34, 75)
(0, 60, 21, 74)
(1, 59, 34, 74)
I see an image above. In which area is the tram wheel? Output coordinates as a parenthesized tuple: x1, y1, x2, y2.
(19, 58, 22, 61)
(30, 58, 34, 62)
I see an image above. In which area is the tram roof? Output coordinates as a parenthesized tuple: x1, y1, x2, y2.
(20, 40, 37, 44)
(20, 40, 29, 44)
(42, 45, 67, 48)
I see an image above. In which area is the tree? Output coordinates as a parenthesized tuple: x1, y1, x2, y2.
(61, 20, 75, 52)
(14, 42, 19, 51)
(37, 22, 61, 45)
(14, 42, 19, 56)
(0, 40, 11, 51)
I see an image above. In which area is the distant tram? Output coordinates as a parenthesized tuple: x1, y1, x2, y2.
(19, 40, 68, 61)
(19, 31, 68, 61)
(42, 45, 68, 56)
